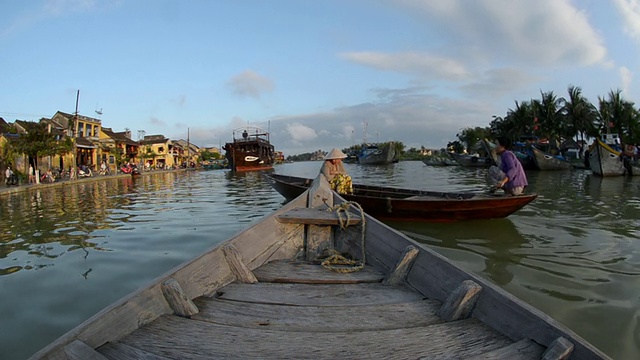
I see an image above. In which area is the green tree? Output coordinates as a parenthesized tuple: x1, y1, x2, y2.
(561, 86, 597, 146)
(11, 122, 58, 171)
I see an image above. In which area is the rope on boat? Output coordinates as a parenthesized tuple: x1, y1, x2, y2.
(321, 201, 366, 273)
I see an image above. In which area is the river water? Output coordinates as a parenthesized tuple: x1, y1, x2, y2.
(0, 161, 638, 359)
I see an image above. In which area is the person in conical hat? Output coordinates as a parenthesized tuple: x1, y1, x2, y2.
(320, 148, 348, 182)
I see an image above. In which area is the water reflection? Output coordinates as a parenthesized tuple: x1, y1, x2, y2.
(388, 219, 525, 286)
(0, 178, 135, 276)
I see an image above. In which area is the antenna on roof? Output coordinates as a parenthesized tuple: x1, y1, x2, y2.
(95, 107, 103, 119)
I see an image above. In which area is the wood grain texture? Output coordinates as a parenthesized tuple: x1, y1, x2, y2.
(382, 245, 419, 285)
(216, 282, 423, 306)
(115, 315, 513, 360)
(437, 280, 483, 321)
(276, 207, 361, 225)
(192, 297, 443, 331)
(64, 340, 108, 360)
(161, 278, 199, 317)
(467, 338, 545, 359)
(253, 260, 383, 284)
(222, 244, 258, 284)
(98, 341, 172, 360)
(542, 337, 575, 360)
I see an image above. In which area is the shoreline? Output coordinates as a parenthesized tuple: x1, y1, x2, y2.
(0, 168, 191, 197)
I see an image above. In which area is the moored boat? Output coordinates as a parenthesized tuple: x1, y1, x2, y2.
(449, 152, 494, 167)
(357, 143, 399, 165)
(530, 146, 572, 171)
(223, 126, 275, 172)
(589, 139, 626, 176)
(266, 173, 537, 222)
(29, 174, 608, 360)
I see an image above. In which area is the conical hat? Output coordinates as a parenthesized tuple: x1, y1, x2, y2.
(324, 148, 347, 160)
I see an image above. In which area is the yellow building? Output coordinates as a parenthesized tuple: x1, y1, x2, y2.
(99, 128, 140, 172)
(139, 135, 174, 170)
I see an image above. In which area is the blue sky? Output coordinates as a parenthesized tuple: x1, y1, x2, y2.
(1, 0, 639, 155)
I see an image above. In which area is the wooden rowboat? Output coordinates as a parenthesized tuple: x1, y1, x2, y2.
(30, 174, 607, 359)
(530, 146, 573, 171)
(587, 139, 640, 176)
(449, 152, 495, 167)
(266, 173, 537, 222)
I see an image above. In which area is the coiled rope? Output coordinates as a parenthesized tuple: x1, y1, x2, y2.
(321, 201, 366, 273)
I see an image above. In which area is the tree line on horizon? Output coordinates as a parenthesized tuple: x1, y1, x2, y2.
(449, 86, 640, 154)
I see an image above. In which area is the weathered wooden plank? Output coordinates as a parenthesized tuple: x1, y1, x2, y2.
(276, 207, 361, 225)
(64, 340, 108, 360)
(382, 245, 419, 285)
(331, 198, 609, 359)
(542, 337, 574, 360)
(222, 244, 258, 283)
(308, 174, 333, 208)
(161, 278, 199, 317)
(216, 282, 423, 306)
(192, 297, 443, 331)
(119, 315, 513, 359)
(437, 280, 483, 321)
(98, 341, 172, 360)
(253, 260, 383, 284)
(467, 338, 545, 359)
(306, 224, 333, 261)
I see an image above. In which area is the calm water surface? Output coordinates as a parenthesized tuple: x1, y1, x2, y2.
(1, 162, 639, 359)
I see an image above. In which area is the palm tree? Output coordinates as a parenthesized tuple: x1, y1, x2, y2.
(599, 89, 640, 145)
(533, 91, 564, 148)
(561, 86, 597, 153)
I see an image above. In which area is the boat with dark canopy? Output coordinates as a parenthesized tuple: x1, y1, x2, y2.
(223, 126, 275, 172)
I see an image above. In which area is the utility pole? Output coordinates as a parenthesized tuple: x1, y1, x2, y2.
(71, 90, 79, 179)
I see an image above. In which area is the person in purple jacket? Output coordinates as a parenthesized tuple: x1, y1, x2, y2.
(494, 136, 528, 196)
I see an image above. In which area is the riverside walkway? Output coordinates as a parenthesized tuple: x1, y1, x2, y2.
(0, 168, 190, 197)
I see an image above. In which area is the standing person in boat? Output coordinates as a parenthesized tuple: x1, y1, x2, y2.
(488, 137, 528, 196)
(320, 148, 352, 194)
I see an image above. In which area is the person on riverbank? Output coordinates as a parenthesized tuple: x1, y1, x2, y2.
(488, 137, 528, 196)
(5, 166, 18, 186)
(320, 148, 352, 194)
(28, 165, 35, 184)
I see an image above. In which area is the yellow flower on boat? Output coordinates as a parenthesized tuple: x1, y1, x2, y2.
(330, 174, 353, 194)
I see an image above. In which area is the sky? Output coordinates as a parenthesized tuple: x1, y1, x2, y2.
(2, 0, 640, 155)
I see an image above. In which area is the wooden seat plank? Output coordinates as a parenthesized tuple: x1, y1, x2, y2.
(254, 260, 383, 284)
(467, 338, 545, 359)
(98, 341, 173, 360)
(118, 315, 513, 359)
(192, 297, 443, 331)
(275, 207, 361, 225)
(216, 282, 424, 306)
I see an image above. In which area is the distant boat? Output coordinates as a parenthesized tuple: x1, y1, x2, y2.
(530, 146, 572, 171)
(357, 143, 399, 165)
(202, 159, 228, 170)
(449, 152, 494, 167)
(274, 151, 285, 164)
(422, 157, 458, 166)
(223, 126, 275, 172)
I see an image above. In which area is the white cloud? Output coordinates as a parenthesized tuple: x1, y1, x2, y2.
(285, 123, 318, 145)
(612, 0, 640, 41)
(341, 51, 469, 80)
(389, 0, 607, 66)
(226, 70, 274, 99)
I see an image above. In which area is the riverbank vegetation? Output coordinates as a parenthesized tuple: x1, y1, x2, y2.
(450, 86, 639, 153)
